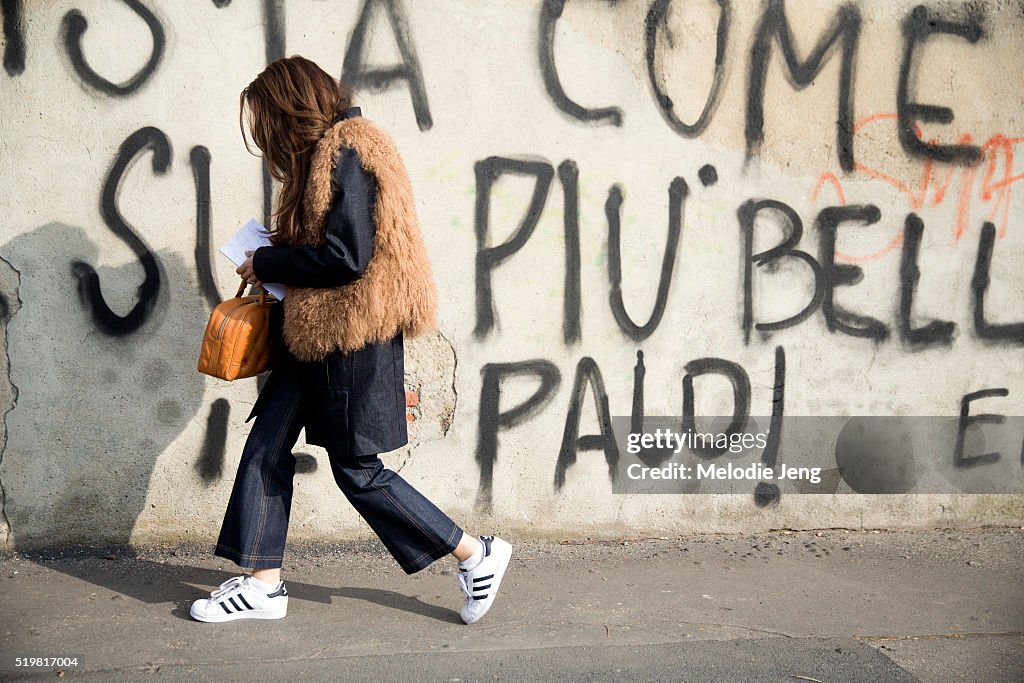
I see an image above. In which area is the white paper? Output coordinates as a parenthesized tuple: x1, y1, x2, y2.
(219, 218, 287, 300)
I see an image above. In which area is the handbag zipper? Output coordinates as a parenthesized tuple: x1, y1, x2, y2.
(216, 299, 257, 339)
(212, 299, 268, 374)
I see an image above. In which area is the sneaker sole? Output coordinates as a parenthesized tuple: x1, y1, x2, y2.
(462, 541, 513, 625)
(190, 603, 287, 623)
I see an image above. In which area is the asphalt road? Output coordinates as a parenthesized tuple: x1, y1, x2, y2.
(1, 528, 1021, 681)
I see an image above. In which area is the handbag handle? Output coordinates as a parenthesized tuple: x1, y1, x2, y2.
(234, 278, 271, 304)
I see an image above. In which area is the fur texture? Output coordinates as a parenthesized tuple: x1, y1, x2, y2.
(281, 117, 438, 361)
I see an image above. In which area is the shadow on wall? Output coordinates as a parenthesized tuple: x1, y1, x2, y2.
(0, 222, 208, 550)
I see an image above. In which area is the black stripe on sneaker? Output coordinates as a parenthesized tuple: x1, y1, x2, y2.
(474, 584, 491, 592)
(219, 601, 232, 614)
(473, 575, 494, 582)
(472, 594, 487, 600)
(228, 597, 244, 611)
(237, 594, 254, 610)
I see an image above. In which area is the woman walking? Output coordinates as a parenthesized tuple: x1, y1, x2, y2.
(190, 55, 511, 625)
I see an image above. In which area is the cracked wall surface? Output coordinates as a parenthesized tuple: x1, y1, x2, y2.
(0, 0, 1021, 550)
(0, 254, 21, 549)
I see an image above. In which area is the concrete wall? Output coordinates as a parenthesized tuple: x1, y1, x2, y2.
(1, 0, 1021, 550)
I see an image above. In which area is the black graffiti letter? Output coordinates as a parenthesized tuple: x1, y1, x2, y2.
(738, 199, 824, 344)
(955, 388, 1007, 467)
(645, 0, 729, 137)
(477, 361, 561, 512)
(631, 349, 670, 469)
(262, 0, 285, 62)
(754, 345, 785, 508)
(899, 213, 955, 347)
(972, 222, 1024, 344)
(190, 146, 220, 311)
(474, 158, 555, 339)
(343, 0, 432, 131)
(559, 160, 582, 344)
(2, 0, 25, 76)
(897, 5, 983, 164)
(631, 349, 645, 434)
(259, 0, 286, 220)
(539, 0, 623, 126)
(607, 177, 688, 341)
(817, 204, 888, 341)
(62, 0, 164, 96)
(682, 358, 750, 458)
(555, 357, 619, 490)
(746, 0, 860, 171)
(72, 127, 170, 336)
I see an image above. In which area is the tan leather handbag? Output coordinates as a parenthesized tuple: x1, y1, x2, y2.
(197, 279, 278, 381)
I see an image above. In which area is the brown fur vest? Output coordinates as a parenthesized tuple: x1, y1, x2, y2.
(281, 117, 438, 361)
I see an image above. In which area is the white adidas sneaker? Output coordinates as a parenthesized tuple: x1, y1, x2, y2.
(457, 535, 512, 624)
(190, 575, 288, 622)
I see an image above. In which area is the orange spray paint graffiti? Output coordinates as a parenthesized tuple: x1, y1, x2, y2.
(809, 112, 1024, 262)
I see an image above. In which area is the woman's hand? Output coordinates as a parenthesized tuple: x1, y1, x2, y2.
(236, 249, 262, 286)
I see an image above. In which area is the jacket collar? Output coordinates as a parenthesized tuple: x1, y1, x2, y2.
(333, 106, 362, 124)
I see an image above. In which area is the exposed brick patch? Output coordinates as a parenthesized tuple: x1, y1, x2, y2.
(405, 389, 420, 421)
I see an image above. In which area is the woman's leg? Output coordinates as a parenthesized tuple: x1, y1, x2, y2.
(451, 532, 481, 562)
(191, 369, 302, 623)
(214, 369, 305, 573)
(327, 451, 513, 624)
(327, 452, 465, 574)
(251, 567, 283, 584)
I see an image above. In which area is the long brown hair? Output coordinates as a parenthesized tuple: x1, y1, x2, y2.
(240, 55, 353, 245)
